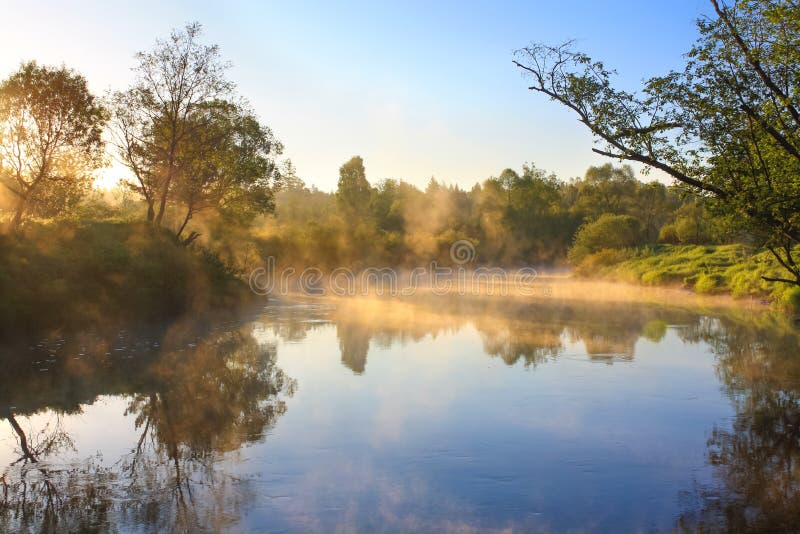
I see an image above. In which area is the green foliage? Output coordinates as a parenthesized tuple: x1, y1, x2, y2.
(0, 222, 248, 336)
(573, 248, 632, 277)
(515, 0, 800, 285)
(570, 164, 638, 219)
(257, 158, 742, 272)
(779, 287, 800, 311)
(587, 243, 800, 308)
(695, 273, 725, 294)
(110, 22, 281, 240)
(671, 200, 718, 245)
(174, 99, 283, 232)
(568, 214, 641, 265)
(336, 156, 371, 215)
(0, 61, 107, 230)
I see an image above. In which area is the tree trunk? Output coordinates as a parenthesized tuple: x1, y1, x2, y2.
(176, 207, 192, 239)
(155, 156, 176, 227)
(182, 231, 201, 247)
(3, 409, 37, 463)
(154, 186, 169, 227)
(9, 196, 26, 233)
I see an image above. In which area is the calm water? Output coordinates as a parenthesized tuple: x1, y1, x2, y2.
(1, 295, 799, 532)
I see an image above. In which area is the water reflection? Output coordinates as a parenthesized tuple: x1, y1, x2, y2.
(255, 296, 800, 531)
(0, 319, 295, 533)
(676, 317, 800, 532)
(262, 297, 699, 370)
(1, 296, 799, 532)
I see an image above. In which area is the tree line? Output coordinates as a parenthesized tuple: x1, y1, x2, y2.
(2, 1, 799, 290)
(0, 23, 283, 243)
(0, 20, 721, 273)
(263, 156, 728, 269)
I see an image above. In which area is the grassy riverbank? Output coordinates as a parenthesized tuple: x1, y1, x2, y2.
(574, 244, 800, 309)
(0, 221, 251, 336)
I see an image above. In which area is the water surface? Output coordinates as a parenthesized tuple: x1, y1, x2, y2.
(1, 295, 799, 532)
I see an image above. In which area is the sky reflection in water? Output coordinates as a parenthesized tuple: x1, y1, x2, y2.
(1, 296, 799, 532)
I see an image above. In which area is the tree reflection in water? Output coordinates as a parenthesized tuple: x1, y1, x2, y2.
(268, 296, 680, 369)
(260, 296, 800, 531)
(676, 318, 800, 532)
(2, 296, 800, 532)
(0, 320, 295, 533)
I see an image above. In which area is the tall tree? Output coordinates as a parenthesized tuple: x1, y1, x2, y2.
(571, 164, 638, 219)
(0, 62, 106, 231)
(172, 100, 283, 244)
(110, 22, 233, 226)
(336, 156, 371, 215)
(514, 0, 800, 285)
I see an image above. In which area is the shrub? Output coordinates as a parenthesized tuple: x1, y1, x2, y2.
(568, 214, 641, 265)
(658, 223, 679, 244)
(641, 269, 674, 285)
(574, 248, 630, 276)
(695, 273, 724, 294)
(777, 286, 800, 311)
(0, 221, 247, 336)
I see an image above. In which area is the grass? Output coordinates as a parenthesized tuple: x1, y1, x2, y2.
(575, 244, 800, 310)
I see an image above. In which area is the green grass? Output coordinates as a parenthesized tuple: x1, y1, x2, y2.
(575, 244, 800, 310)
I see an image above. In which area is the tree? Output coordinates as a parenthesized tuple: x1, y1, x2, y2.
(336, 156, 371, 215)
(0, 62, 106, 231)
(110, 22, 233, 227)
(172, 100, 283, 244)
(279, 160, 306, 193)
(513, 0, 800, 285)
(634, 181, 676, 243)
(571, 164, 638, 219)
(371, 179, 405, 233)
(503, 163, 576, 262)
(497, 168, 519, 205)
(672, 199, 716, 245)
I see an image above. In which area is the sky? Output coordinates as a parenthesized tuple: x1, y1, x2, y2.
(0, 0, 710, 191)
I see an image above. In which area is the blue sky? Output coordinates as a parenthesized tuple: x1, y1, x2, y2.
(1, 1, 710, 190)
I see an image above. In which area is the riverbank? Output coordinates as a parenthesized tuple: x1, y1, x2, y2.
(572, 244, 800, 310)
(0, 221, 252, 337)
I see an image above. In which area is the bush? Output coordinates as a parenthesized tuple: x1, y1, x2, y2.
(574, 248, 631, 276)
(641, 268, 678, 286)
(658, 223, 679, 244)
(777, 286, 800, 311)
(568, 214, 641, 265)
(695, 273, 724, 294)
(588, 242, 800, 304)
(0, 221, 247, 336)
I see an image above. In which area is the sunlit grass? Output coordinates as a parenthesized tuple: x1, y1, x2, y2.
(576, 244, 800, 309)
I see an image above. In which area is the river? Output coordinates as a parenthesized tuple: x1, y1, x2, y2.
(1, 291, 798, 532)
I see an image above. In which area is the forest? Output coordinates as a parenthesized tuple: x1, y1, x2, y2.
(3, 2, 800, 532)
(2, 0, 800, 340)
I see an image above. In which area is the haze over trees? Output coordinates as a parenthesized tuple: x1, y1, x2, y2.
(1, 2, 799, 325)
(263, 158, 719, 269)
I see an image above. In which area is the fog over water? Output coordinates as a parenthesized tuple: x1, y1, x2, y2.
(1, 291, 798, 532)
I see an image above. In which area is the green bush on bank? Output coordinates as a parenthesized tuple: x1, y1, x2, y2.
(573, 244, 800, 310)
(0, 221, 248, 336)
